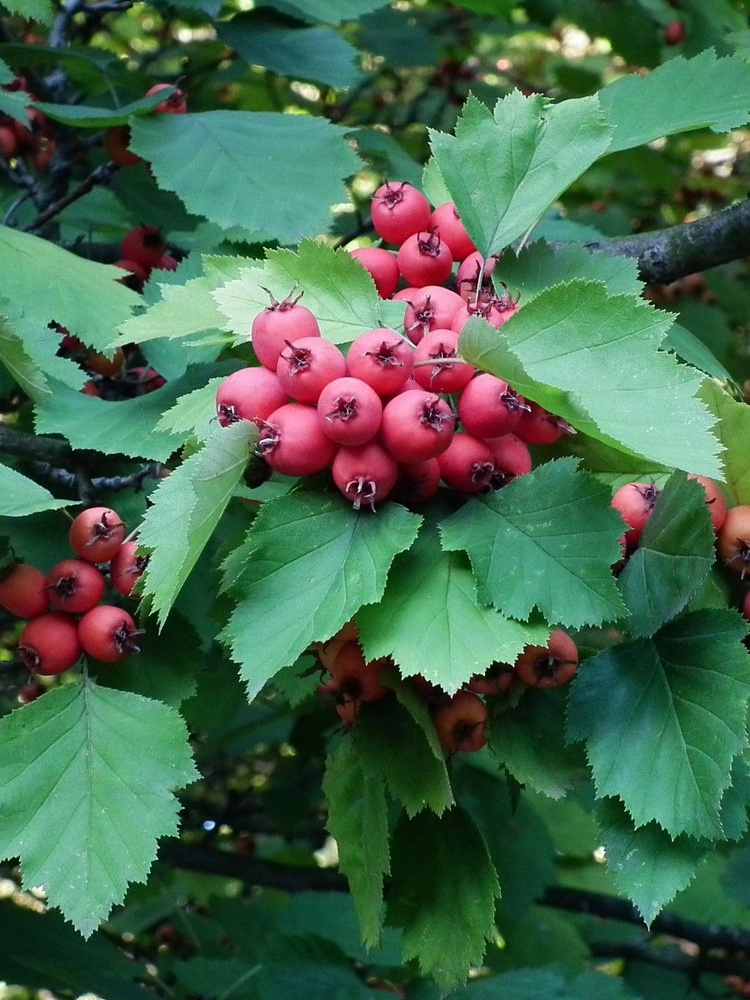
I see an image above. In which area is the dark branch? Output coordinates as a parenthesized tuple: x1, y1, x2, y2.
(23, 162, 119, 234)
(585, 197, 750, 285)
(590, 939, 750, 980)
(30, 461, 164, 493)
(0, 424, 77, 467)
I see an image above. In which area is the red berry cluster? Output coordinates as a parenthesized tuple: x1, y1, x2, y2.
(314, 620, 579, 752)
(0, 74, 56, 172)
(216, 181, 574, 510)
(0, 508, 149, 686)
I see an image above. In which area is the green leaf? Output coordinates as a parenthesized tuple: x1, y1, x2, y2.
(353, 698, 453, 817)
(222, 493, 421, 698)
(459, 281, 721, 478)
(719, 754, 750, 842)
(213, 241, 394, 348)
(429, 92, 612, 257)
(598, 797, 705, 925)
(618, 472, 716, 637)
(0, 0, 52, 22)
(349, 127, 423, 188)
(0, 81, 30, 124)
(564, 433, 670, 491)
(220, 17, 363, 89)
(567, 610, 750, 839)
(662, 322, 731, 381)
(33, 89, 176, 128)
(699, 380, 750, 506)
(357, 519, 548, 695)
(453, 968, 636, 1000)
(441, 459, 626, 628)
(155, 376, 230, 443)
(258, 0, 390, 23)
(129, 113, 361, 245)
(386, 806, 500, 991)
(0, 311, 50, 402)
(0, 462, 68, 516)
(0, 226, 140, 353)
(489, 688, 588, 799)
(8, 310, 86, 392)
(599, 50, 750, 153)
(0, 677, 198, 935)
(139, 421, 255, 629)
(280, 892, 402, 965)
(323, 738, 389, 947)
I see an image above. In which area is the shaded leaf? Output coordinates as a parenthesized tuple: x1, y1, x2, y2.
(0, 462, 68, 516)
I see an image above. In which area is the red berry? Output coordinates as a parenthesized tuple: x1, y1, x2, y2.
(18, 612, 82, 676)
(718, 506, 750, 579)
(251, 291, 320, 371)
(329, 641, 389, 725)
(114, 259, 149, 292)
(332, 442, 398, 511)
(145, 82, 187, 114)
(19, 682, 44, 705)
(394, 285, 465, 345)
(0, 125, 18, 160)
(743, 591, 750, 622)
(515, 403, 571, 445)
(317, 376, 383, 446)
(451, 296, 518, 333)
(121, 225, 166, 270)
(663, 20, 685, 45)
(380, 390, 455, 463)
(276, 337, 347, 404)
(468, 662, 514, 696)
(437, 433, 495, 494)
(515, 629, 578, 689)
(687, 474, 727, 533)
(110, 542, 150, 598)
(456, 252, 499, 303)
(432, 690, 488, 754)
(46, 559, 106, 614)
(216, 367, 288, 426)
(611, 482, 661, 550)
(104, 125, 141, 168)
(371, 181, 431, 245)
(429, 203, 475, 261)
(412, 329, 474, 393)
(485, 433, 532, 484)
(458, 373, 529, 438)
(155, 254, 178, 271)
(392, 459, 442, 506)
(349, 247, 399, 299)
(69, 507, 126, 564)
(257, 403, 336, 477)
(0, 564, 49, 618)
(346, 329, 414, 396)
(397, 229, 453, 287)
(78, 605, 140, 663)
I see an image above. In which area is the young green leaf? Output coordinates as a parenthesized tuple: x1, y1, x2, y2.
(597, 797, 705, 925)
(0, 677, 198, 936)
(323, 738, 389, 948)
(129, 112, 361, 244)
(441, 458, 627, 628)
(357, 519, 549, 694)
(222, 493, 421, 699)
(386, 806, 500, 991)
(459, 281, 722, 478)
(567, 610, 750, 839)
(139, 420, 255, 628)
(699, 380, 750, 505)
(618, 473, 716, 637)
(429, 92, 611, 257)
(0, 462, 69, 516)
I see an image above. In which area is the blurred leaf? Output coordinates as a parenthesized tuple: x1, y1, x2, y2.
(0, 0, 52, 22)
(358, 7, 438, 68)
(257, 0, 390, 23)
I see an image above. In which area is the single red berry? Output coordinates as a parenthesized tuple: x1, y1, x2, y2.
(468, 662, 514, 696)
(104, 125, 141, 167)
(412, 329, 474, 393)
(432, 690, 488, 754)
(346, 329, 414, 396)
(485, 433, 532, 486)
(451, 295, 518, 333)
(515, 629, 578, 689)
(110, 542, 150, 598)
(328, 641, 389, 725)
(216, 367, 288, 426)
(19, 682, 44, 705)
(456, 251, 499, 303)
(394, 285, 464, 345)
(687, 474, 727, 533)
(458, 373, 529, 438)
(69, 507, 126, 564)
(0, 563, 49, 618)
(251, 290, 320, 371)
(0, 125, 18, 160)
(332, 442, 398, 511)
(392, 459, 442, 506)
(663, 20, 685, 45)
(114, 259, 149, 292)
(397, 228, 453, 287)
(718, 506, 750, 579)
(515, 403, 572, 445)
(256, 403, 336, 477)
(155, 254, 178, 271)
(437, 433, 495, 494)
(78, 605, 140, 663)
(380, 390, 455, 463)
(371, 181, 431, 245)
(46, 559, 106, 614)
(317, 376, 383, 446)
(611, 482, 661, 549)
(276, 337, 347, 404)
(121, 225, 166, 270)
(85, 348, 125, 379)
(18, 612, 82, 676)
(429, 203, 475, 261)
(349, 247, 399, 299)
(145, 82, 187, 114)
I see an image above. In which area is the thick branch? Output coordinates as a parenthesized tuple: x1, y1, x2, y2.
(585, 198, 750, 285)
(0, 424, 77, 466)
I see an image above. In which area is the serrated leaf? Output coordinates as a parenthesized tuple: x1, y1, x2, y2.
(357, 519, 549, 695)
(129, 113, 361, 245)
(699, 379, 750, 505)
(453, 967, 636, 1000)
(155, 376, 230, 442)
(429, 92, 611, 257)
(599, 50, 750, 152)
(220, 18, 363, 89)
(0, 311, 49, 402)
(719, 754, 750, 842)
(221, 493, 421, 698)
(489, 688, 588, 799)
(459, 281, 721, 478)
(139, 421, 255, 628)
(0, 677, 198, 935)
(33, 89, 175, 127)
(258, 0, 389, 22)
(0, 82, 30, 124)
(8, 310, 86, 392)
(0, 226, 140, 352)
(662, 322, 731, 381)
(323, 738, 389, 947)
(0, 0, 52, 22)
(494, 242, 644, 303)
(0, 462, 68, 516)
(567, 610, 750, 839)
(386, 806, 500, 991)
(598, 797, 705, 925)
(441, 459, 626, 628)
(353, 698, 453, 817)
(618, 473, 716, 637)
(213, 241, 396, 347)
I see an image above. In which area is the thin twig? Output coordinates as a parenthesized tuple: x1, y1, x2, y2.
(23, 161, 119, 233)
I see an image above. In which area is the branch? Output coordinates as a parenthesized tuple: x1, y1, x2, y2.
(30, 460, 164, 493)
(585, 198, 750, 285)
(0, 424, 78, 466)
(590, 939, 750, 981)
(22, 162, 119, 234)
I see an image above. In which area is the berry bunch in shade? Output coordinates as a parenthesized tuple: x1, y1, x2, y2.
(0, 507, 150, 688)
(215, 181, 574, 511)
(0, 73, 56, 172)
(312, 620, 579, 750)
(116, 224, 177, 290)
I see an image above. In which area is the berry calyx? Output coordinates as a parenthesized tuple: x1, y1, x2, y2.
(332, 442, 398, 511)
(514, 630, 579, 689)
(251, 289, 320, 371)
(394, 286, 464, 344)
(397, 228, 453, 287)
(46, 559, 106, 614)
(317, 376, 383, 446)
(346, 329, 414, 396)
(216, 366, 288, 427)
(371, 181, 431, 245)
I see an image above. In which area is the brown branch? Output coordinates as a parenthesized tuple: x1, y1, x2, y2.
(584, 197, 750, 285)
(22, 162, 119, 234)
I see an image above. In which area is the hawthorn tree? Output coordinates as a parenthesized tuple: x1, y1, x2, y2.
(1, 0, 750, 997)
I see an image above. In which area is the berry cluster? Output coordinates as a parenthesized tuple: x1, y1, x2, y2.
(313, 620, 578, 753)
(0, 74, 55, 172)
(216, 181, 573, 510)
(0, 507, 148, 687)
